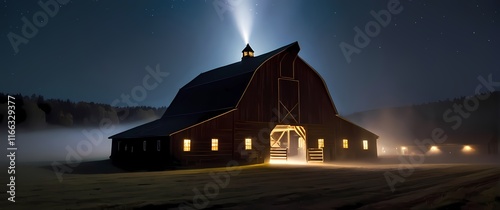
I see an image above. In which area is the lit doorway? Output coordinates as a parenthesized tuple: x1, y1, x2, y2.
(270, 125, 307, 163)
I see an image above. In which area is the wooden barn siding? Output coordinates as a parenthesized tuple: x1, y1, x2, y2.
(303, 124, 336, 161)
(171, 112, 234, 166)
(234, 50, 379, 161)
(236, 53, 338, 125)
(233, 120, 272, 164)
(333, 117, 378, 160)
(111, 137, 170, 162)
(110, 139, 118, 158)
(235, 54, 282, 122)
(112, 138, 139, 159)
(294, 58, 338, 124)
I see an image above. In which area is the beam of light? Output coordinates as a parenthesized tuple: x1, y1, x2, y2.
(230, 0, 254, 44)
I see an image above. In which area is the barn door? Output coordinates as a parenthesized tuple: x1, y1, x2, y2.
(278, 79, 300, 123)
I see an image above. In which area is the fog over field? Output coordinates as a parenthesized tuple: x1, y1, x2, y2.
(2, 121, 498, 165)
(1, 120, 498, 209)
(1, 121, 149, 163)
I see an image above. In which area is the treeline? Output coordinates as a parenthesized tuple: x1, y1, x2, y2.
(409, 91, 499, 123)
(346, 91, 499, 145)
(0, 93, 166, 129)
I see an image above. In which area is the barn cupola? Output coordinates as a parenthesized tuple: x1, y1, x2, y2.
(242, 43, 254, 59)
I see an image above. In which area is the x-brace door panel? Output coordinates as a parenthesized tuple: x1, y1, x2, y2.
(278, 79, 300, 123)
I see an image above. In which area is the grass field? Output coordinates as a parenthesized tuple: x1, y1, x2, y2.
(1, 159, 500, 210)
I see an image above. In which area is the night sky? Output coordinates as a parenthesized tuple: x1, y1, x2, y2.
(1, 0, 499, 115)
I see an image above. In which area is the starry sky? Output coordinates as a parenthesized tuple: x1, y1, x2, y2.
(1, 0, 499, 115)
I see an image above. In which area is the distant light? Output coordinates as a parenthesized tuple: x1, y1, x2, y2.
(462, 145, 474, 153)
(427, 146, 441, 155)
(401, 146, 408, 155)
(430, 146, 439, 151)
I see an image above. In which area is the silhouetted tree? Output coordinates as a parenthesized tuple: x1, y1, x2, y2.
(37, 102, 51, 115)
(12, 94, 27, 125)
(0, 92, 171, 127)
(0, 94, 7, 104)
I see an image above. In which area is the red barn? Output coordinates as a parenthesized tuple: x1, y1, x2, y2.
(109, 42, 378, 168)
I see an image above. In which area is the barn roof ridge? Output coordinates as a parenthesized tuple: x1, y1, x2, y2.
(110, 42, 299, 139)
(182, 42, 298, 89)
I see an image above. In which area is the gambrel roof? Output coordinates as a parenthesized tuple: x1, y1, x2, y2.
(110, 42, 300, 139)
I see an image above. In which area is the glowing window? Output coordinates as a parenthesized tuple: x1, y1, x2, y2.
(211, 139, 219, 151)
(318, 139, 324, 149)
(143, 141, 147, 151)
(243, 51, 248, 56)
(183, 139, 191, 152)
(343, 139, 349, 149)
(157, 140, 161, 151)
(245, 138, 252, 150)
(249, 52, 254, 57)
(363, 140, 368, 150)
